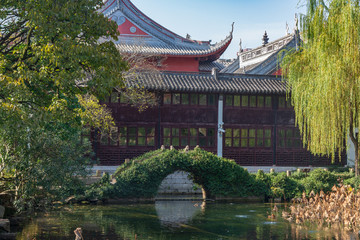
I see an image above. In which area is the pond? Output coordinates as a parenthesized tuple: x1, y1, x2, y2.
(17, 201, 358, 240)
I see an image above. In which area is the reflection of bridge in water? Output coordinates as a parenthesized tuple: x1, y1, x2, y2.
(155, 200, 206, 227)
(155, 171, 206, 227)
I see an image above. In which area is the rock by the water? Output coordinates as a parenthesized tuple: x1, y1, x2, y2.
(65, 196, 77, 204)
(9, 217, 24, 227)
(0, 219, 10, 233)
(0, 233, 17, 239)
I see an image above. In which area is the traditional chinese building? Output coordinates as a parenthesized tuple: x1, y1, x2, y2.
(94, 0, 345, 167)
(100, 0, 233, 72)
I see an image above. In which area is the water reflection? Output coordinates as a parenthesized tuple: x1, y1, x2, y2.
(155, 200, 205, 227)
(16, 203, 360, 240)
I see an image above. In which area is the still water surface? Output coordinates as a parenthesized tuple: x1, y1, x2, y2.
(18, 201, 358, 240)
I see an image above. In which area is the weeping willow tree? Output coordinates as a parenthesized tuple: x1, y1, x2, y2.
(282, 0, 360, 175)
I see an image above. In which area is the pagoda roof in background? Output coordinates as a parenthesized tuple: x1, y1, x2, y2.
(100, 0, 233, 62)
(126, 71, 286, 95)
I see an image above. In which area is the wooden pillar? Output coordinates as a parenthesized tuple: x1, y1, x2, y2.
(272, 96, 278, 165)
(157, 92, 162, 148)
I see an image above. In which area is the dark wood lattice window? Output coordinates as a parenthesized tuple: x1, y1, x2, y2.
(164, 94, 171, 104)
(277, 128, 302, 148)
(278, 96, 292, 109)
(111, 92, 118, 103)
(163, 127, 215, 147)
(225, 95, 272, 108)
(225, 128, 272, 148)
(164, 93, 216, 106)
(81, 126, 91, 145)
(104, 92, 130, 104)
(102, 126, 155, 147)
(100, 126, 119, 146)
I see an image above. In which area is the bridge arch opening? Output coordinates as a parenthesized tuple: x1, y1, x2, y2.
(157, 170, 204, 198)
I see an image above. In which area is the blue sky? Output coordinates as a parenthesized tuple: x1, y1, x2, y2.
(131, 0, 306, 59)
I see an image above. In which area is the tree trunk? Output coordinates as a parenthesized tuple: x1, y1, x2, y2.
(349, 117, 358, 176)
(355, 143, 359, 177)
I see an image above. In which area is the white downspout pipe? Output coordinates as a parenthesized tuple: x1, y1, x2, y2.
(217, 94, 224, 157)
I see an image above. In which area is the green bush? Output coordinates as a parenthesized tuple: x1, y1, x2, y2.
(254, 170, 271, 197)
(344, 176, 360, 190)
(270, 172, 304, 200)
(289, 170, 307, 180)
(300, 169, 338, 194)
(336, 171, 355, 182)
(84, 173, 114, 200)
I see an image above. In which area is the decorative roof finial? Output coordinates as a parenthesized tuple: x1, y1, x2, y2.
(294, 13, 299, 32)
(230, 22, 235, 37)
(286, 22, 290, 35)
(239, 38, 243, 53)
(262, 31, 269, 46)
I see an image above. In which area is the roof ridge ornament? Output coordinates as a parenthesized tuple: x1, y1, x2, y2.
(262, 31, 269, 46)
(294, 13, 300, 50)
(230, 22, 235, 37)
(294, 13, 299, 32)
(239, 38, 243, 53)
(286, 22, 290, 35)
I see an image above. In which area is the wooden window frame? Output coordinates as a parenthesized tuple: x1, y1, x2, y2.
(81, 126, 91, 145)
(277, 128, 302, 149)
(225, 95, 272, 109)
(163, 93, 217, 107)
(162, 127, 216, 148)
(103, 91, 131, 105)
(225, 127, 272, 148)
(278, 96, 293, 109)
(102, 126, 155, 147)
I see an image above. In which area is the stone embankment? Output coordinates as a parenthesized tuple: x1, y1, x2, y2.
(0, 205, 18, 240)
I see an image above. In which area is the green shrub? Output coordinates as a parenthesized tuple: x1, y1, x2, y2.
(335, 171, 355, 182)
(344, 176, 360, 190)
(271, 172, 304, 200)
(254, 170, 271, 197)
(114, 149, 164, 177)
(84, 173, 114, 200)
(300, 169, 338, 194)
(256, 170, 271, 187)
(289, 171, 307, 180)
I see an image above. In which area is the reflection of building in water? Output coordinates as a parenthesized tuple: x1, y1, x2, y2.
(155, 201, 204, 227)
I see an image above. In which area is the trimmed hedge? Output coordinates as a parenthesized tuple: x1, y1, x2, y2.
(85, 148, 267, 200)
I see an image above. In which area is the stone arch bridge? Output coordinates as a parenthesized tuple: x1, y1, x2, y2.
(107, 147, 263, 200)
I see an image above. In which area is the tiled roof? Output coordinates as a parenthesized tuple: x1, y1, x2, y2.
(220, 58, 240, 73)
(115, 35, 232, 57)
(101, 0, 233, 58)
(126, 71, 286, 94)
(199, 61, 226, 72)
(235, 62, 262, 74)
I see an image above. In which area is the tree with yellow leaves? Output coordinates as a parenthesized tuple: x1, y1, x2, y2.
(282, 0, 360, 175)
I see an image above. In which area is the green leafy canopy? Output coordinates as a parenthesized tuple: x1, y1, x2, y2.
(0, 0, 128, 211)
